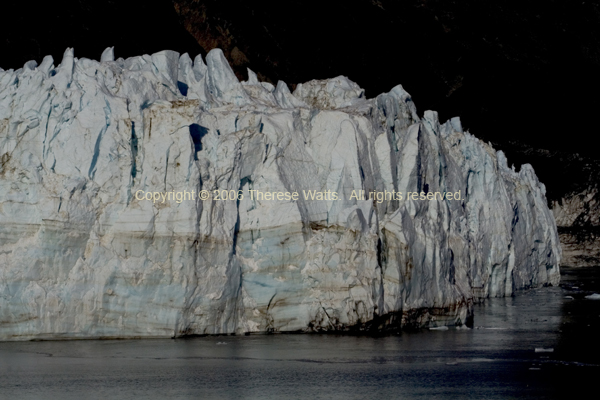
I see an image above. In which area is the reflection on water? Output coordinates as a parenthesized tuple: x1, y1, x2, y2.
(1, 267, 598, 399)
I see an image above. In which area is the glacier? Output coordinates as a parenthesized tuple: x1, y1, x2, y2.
(0, 47, 561, 340)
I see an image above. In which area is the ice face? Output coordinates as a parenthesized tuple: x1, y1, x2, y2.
(0, 47, 561, 339)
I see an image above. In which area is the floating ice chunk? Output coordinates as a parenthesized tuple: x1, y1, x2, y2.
(585, 293, 600, 300)
(429, 326, 449, 331)
(564, 296, 574, 300)
(455, 358, 495, 363)
(535, 348, 554, 353)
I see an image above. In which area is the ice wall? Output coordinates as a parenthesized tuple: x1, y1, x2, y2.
(0, 48, 561, 339)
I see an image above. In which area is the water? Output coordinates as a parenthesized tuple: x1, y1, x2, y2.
(1, 267, 599, 399)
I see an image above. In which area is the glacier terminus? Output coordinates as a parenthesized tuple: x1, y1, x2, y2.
(0, 47, 561, 340)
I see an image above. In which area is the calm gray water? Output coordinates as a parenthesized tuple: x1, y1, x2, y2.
(1, 267, 598, 399)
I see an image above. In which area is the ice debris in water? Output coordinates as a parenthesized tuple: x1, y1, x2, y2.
(535, 348, 554, 353)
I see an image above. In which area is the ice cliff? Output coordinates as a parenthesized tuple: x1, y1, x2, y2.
(0, 48, 561, 340)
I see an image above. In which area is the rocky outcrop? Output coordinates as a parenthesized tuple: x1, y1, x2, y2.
(0, 48, 561, 340)
(553, 186, 600, 267)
